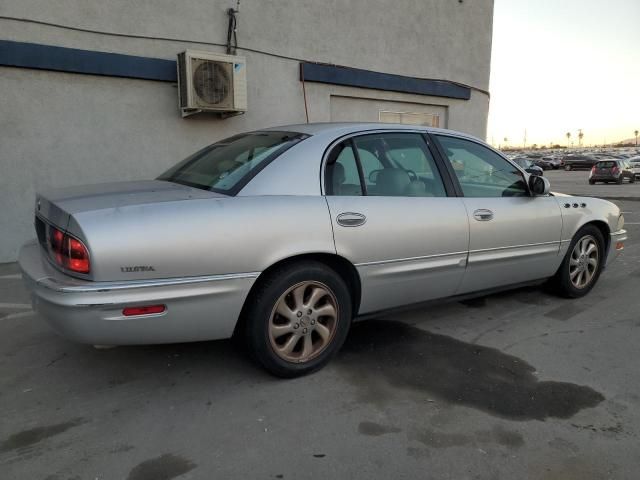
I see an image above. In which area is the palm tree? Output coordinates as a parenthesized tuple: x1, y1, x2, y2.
(635, 130, 639, 147)
(566, 132, 571, 148)
(578, 129, 584, 148)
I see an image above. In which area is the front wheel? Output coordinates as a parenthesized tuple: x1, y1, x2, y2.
(242, 261, 352, 377)
(549, 225, 605, 298)
(589, 179, 596, 185)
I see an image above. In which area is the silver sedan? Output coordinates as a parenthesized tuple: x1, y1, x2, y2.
(19, 123, 627, 376)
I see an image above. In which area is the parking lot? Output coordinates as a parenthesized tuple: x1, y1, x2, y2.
(544, 169, 640, 199)
(1, 172, 639, 480)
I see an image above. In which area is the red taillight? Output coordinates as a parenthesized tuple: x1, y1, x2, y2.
(50, 227, 65, 265)
(591, 166, 596, 173)
(48, 225, 90, 274)
(67, 237, 90, 273)
(122, 305, 166, 316)
(612, 166, 619, 174)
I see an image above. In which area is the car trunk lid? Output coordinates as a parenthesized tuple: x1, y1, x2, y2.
(35, 180, 223, 229)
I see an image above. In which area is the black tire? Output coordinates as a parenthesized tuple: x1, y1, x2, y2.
(549, 225, 605, 298)
(589, 179, 596, 185)
(617, 176, 623, 185)
(242, 261, 352, 378)
(630, 176, 635, 184)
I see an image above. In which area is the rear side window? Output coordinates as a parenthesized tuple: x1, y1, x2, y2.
(326, 142, 363, 196)
(352, 133, 447, 197)
(158, 132, 306, 194)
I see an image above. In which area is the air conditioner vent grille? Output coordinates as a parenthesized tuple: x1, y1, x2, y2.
(193, 60, 233, 107)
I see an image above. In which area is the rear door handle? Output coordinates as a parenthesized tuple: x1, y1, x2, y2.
(473, 209, 494, 221)
(336, 212, 366, 227)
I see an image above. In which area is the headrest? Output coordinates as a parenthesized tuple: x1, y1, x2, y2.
(331, 162, 346, 187)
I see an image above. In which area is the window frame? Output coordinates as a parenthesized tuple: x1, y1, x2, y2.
(430, 133, 533, 198)
(322, 129, 458, 197)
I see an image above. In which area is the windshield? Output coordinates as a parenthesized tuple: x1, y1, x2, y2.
(158, 131, 307, 194)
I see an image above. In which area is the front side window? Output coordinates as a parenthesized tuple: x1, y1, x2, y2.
(351, 133, 447, 197)
(436, 135, 528, 198)
(158, 132, 306, 194)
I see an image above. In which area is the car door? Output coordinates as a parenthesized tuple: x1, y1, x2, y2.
(324, 131, 469, 314)
(433, 134, 563, 294)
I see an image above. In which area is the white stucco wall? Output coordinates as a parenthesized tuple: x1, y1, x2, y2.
(0, 0, 494, 261)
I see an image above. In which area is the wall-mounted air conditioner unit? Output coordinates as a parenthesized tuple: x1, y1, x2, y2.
(177, 50, 247, 117)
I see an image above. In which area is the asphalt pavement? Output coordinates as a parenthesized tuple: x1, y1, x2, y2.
(1, 173, 639, 480)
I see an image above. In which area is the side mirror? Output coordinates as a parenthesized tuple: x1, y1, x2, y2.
(529, 175, 550, 196)
(526, 167, 542, 176)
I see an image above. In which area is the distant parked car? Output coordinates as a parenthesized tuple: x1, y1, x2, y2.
(594, 153, 623, 160)
(564, 154, 599, 171)
(628, 156, 640, 179)
(525, 157, 552, 170)
(513, 157, 544, 176)
(539, 156, 563, 169)
(589, 160, 636, 184)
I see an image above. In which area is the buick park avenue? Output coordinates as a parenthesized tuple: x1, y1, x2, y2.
(19, 123, 627, 377)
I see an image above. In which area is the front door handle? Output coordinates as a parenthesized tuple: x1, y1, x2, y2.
(336, 212, 367, 227)
(473, 209, 494, 221)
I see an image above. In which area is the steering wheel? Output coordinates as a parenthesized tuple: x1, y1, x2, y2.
(405, 169, 418, 181)
(368, 169, 383, 183)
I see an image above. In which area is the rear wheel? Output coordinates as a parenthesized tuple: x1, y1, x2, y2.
(549, 225, 605, 298)
(243, 261, 352, 377)
(589, 179, 596, 185)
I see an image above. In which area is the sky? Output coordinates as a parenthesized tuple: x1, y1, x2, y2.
(487, 0, 640, 148)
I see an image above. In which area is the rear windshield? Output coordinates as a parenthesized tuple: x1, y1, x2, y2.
(158, 131, 307, 194)
(596, 161, 616, 168)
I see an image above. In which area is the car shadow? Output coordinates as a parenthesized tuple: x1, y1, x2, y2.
(337, 319, 604, 421)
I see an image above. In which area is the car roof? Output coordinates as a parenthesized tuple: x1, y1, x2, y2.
(261, 122, 484, 142)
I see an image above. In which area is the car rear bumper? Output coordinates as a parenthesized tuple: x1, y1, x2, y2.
(606, 229, 627, 266)
(18, 241, 257, 345)
(590, 174, 618, 181)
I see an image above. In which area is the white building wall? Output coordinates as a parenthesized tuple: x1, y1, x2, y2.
(0, 0, 494, 261)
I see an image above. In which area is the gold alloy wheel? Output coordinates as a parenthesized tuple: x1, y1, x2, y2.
(268, 281, 339, 363)
(569, 235, 600, 289)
